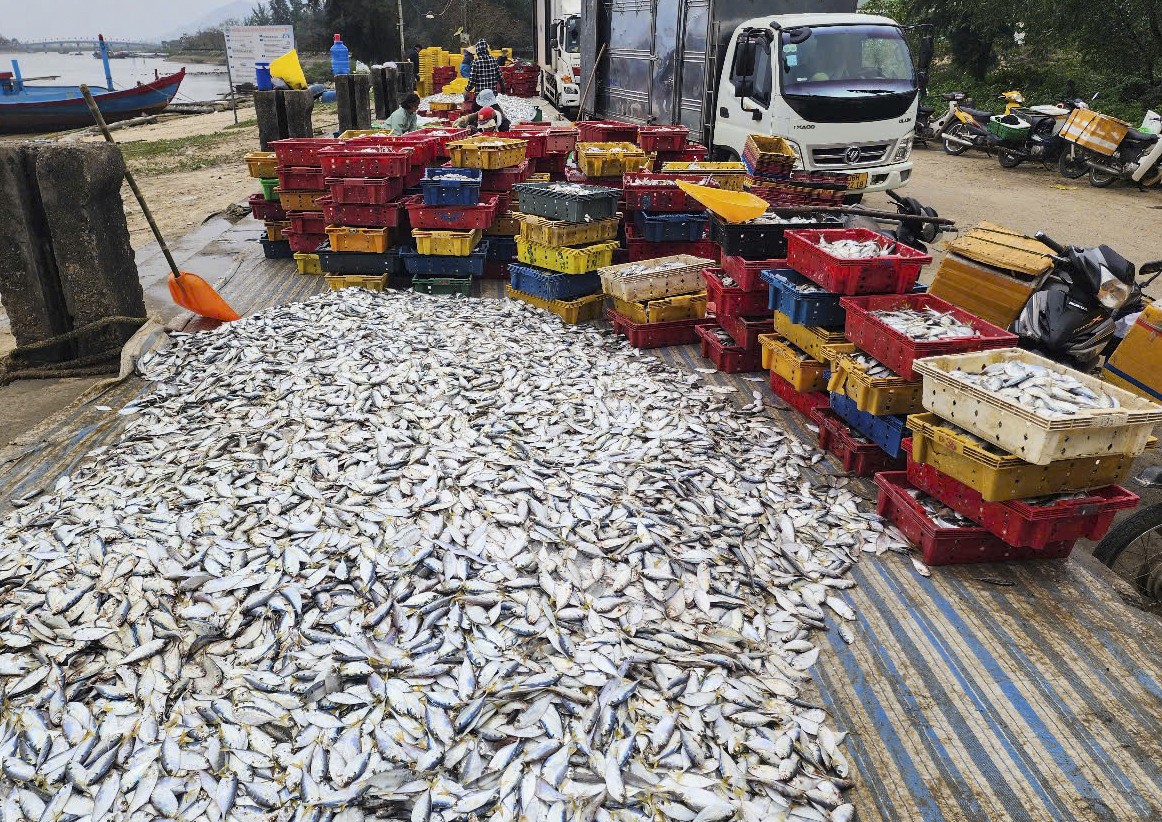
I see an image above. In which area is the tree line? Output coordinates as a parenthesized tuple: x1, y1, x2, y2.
(868, 0, 1162, 122)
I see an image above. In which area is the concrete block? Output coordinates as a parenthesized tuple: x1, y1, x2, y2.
(371, 67, 390, 119)
(399, 63, 415, 93)
(254, 89, 282, 150)
(336, 75, 372, 133)
(0, 144, 71, 359)
(352, 74, 372, 130)
(34, 143, 145, 357)
(282, 90, 315, 138)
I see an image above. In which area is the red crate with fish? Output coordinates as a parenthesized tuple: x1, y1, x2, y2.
(608, 309, 703, 349)
(701, 267, 770, 318)
(696, 322, 764, 373)
(785, 228, 932, 295)
(770, 371, 830, 424)
(817, 409, 905, 477)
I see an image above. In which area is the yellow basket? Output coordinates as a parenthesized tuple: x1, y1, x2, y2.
(264, 220, 290, 242)
(516, 237, 619, 274)
(429, 101, 460, 112)
(517, 213, 620, 247)
(325, 273, 389, 291)
(338, 129, 381, 140)
(277, 189, 326, 211)
(412, 229, 482, 256)
(245, 151, 278, 178)
(744, 135, 797, 164)
(447, 137, 527, 170)
(486, 215, 523, 237)
(661, 161, 747, 191)
(819, 342, 855, 367)
(526, 173, 552, 184)
(774, 311, 847, 362)
(442, 78, 469, 94)
(575, 142, 651, 177)
(294, 252, 322, 275)
(325, 225, 391, 254)
(610, 292, 706, 324)
(506, 285, 604, 324)
(760, 334, 828, 393)
(906, 413, 1138, 502)
(828, 348, 924, 416)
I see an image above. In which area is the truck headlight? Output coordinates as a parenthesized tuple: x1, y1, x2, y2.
(894, 138, 912, 162)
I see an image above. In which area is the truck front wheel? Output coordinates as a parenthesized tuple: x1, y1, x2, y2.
(842, 193, 864, 206)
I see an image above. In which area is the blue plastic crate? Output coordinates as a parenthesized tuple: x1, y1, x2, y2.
(829, 391, 910, 458)
(762, 268, 845, 326)
(487, 235, 518, 261)
(400, 242, 490, 277)
(420, 167, 482, 206)
(633, 211, 709, 243)
(508, 263, 601, 302)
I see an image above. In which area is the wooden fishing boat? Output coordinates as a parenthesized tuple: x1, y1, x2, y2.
(0, 68, 185, 134)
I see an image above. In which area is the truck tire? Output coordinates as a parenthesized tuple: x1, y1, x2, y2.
(712, 147, 740, 163)
(1093, 504, 1162, 602)
(842, 193, 864, 206)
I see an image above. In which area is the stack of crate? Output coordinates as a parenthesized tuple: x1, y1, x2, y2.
(270, 139, 338, 266)
(513, 123, 578, 180)
(499, 61, 540, 97)
(506, 181, 620, 324)
(602, 254, 716, 348)
(639, 124, 709, 169)
(417, 46, 443, 96)
(245, 149, 292, 260)
(622, 170, 717, 263)
(878, 348, 1157, 566)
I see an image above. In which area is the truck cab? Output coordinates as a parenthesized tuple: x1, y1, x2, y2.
(714, 14, 916, 193)
(536, 0, 582, 117)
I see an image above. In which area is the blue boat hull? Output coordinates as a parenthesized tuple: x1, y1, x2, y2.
(0, 69, 185, 134)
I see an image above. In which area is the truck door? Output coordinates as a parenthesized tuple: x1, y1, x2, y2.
(714, 28, 775, 159)
(649, 0, 682, 123)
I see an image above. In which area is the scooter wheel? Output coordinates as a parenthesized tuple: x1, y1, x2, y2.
(1089, 167, 1117, 187)
(942, 123, 972, 156)
(1058, 149, 1089, 179)
(998, 149, 1022, 169)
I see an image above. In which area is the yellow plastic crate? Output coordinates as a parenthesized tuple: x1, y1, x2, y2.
(442, 77, 469, 94)
(245, 151, 278, 178)
(277, 189, 326, 211)
(611, 292, 706, 324)
(264, 220, 290, 242)
(774, 311, 847, 362)
(447, 137, 527, 170)
(660, 161, 747, 191)
(506, 285, 604, 324)
(325, 273, 389, 291)
(760, 334, 828, 393)
(412, 229, 482, 256)
(828, 348, 924, 416)
(819, 342, 855, 366)
(576, 142, 651, 177)
(516, 237, 619, 275)
(338, 129, 380, 140)
(906, 413, 1138, 502)
(325, 226, 391, 254)
(429, 101, 460, 112)
(526, 173, 552, 184)
(294, 252, 322, 275)
(517, 213, 620, 247)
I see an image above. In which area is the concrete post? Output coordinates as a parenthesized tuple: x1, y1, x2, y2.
(335, 75, 372, 133)
(256, 89, 316, 147)
(371, 67, 389, 119)
(282, 89, 315, 138)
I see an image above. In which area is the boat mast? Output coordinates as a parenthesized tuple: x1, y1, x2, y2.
(98, 34, 113, 90)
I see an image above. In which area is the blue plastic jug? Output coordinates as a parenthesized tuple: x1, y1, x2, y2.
(330, 34, 350, 76)
(255, 62, 273, 90)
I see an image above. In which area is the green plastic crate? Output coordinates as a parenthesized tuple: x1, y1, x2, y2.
(259, 177, 279, 200)
(413, 277, 473, 297)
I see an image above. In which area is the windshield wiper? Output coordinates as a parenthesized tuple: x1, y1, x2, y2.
(847, 88, 894, 94)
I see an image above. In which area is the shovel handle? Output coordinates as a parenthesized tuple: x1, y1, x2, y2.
(80, 85, 183, 279)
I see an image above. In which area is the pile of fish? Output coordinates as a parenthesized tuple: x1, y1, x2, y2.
(949, 360, 1119, 418)
(789, 280, 826, 295)
(544, 183, 604, 197)
(747, 215, 839, 227)
(817, 238, 894, 260)
(871, 307, 978, 341)
(905, 490, 978, 529)
(842, 352, 896, 380)
(704, 325, 738, 348)
(0, 290, 887, 821)
(719, 273, 740, 288)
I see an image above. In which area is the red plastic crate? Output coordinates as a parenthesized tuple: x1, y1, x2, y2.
(623, 173, 708, 212)
(406, 164, 425, 189)
(493, 131, 547, 159)
(638, 125, 689, 152)
(785, 228, 932, 295)
(514, 123, 578, 154)
(270, 138, 342, 167)
(696, 322, 765, 373)
(483, 259, 509, 279)
(327, 177, 405, 206)
(479, 159, 532, 192)
(277, 166, 326, 191)
(319, 145, 413, 178)
(656, 143, 709, 166)
(288, 210, 326, 235)
(318, 196, 402, 229)
(403, 194, 500, 230)
(493, 191, 512, 215)
(721, 254, 787, 292)
(770, 371, 830, 423)
(283, 229, 327, 253)
(535, 153, 570, 176)
(249, 193, 287, 221)
(577, 120, 638, 143)
(816, 408, 905, 477)
(350, 134, 436, 166)
(702, 267, 770, 318)
(718, 314, 773, 351)
(431, 65, 456, 86)
(608, 309, 703, 349)
(839, 293, 1019, 380)
(905, 455, 1138, 550)
(624, 222, 720, 263)
(875, 472, 1075, 566)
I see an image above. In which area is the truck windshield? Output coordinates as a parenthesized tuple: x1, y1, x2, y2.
(564, 16, 580, 54)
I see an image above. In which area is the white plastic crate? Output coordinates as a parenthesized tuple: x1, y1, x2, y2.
(598, 255, 715, 302)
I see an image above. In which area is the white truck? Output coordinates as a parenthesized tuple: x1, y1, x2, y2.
(534, 0, 582, 118)
(578, 0, 920, 196)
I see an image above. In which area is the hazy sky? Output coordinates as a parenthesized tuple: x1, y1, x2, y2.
(3, 0, 242, 41)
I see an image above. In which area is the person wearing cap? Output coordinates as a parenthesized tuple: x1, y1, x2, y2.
(385, 92, 421, 135)
(459, 47, 475, 80)
(453, 89, 511, 133)
(466, 39, 503, 97)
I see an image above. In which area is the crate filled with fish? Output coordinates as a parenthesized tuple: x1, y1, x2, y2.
(817, 408, 906, 477)
(504, 285, 605, 325)
(512, 181, 620, 224)
(829, 390, 910, 459)
(785, 228, 931, 295)
(609, 291, 707, 325)
(773, 311, 848, 363)
(701, 266, 770, 318)
(576, 142, 653, 178)
(874, 471, 1073, 566)
(720, 254, 787, 292)
(623, 221, 720, 264)
(658, 161, 748, 190)
(652, 141, 710, 168)
(418, 167, 482, 206)
(637, 124, 690, 153)
(711, 211, 843, 259)
(840, 294, 1018, 380)
(444, 136, 527, 171)
(516, 213, 620, 249)
(623, 172, 710, 212)
(761, 334, 829, 393)
(763, 267, 845, 327)
(770, 370, 831, 423)
(696, 322, 765, 374)
(318, 196, 404, 230)
(318, 143, 415, 179)
(599, 254, 714, 303)
(826, 344, 925, 417)
(403, 193, 500, 231)
(718, 313, 774, 352)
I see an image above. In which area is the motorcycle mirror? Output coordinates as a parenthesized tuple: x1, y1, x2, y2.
(1139, 259, 1162, 277)
(1091, 91, 1100, 101)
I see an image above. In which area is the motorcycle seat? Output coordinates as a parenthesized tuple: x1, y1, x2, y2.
(918, 105, 934, 116)
(1123, 128, 1159, 145)
(941, 92, 966, 101)
(960, 107, 995, 122)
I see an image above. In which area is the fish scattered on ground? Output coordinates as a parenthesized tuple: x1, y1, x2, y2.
(0, 290, 882, 821)
(948, 360, 1119, 418)
(871, 307, 977, 341)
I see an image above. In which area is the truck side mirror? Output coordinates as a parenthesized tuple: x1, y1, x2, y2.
(730, 39, 756, 98)
(550, 38, 558, 51)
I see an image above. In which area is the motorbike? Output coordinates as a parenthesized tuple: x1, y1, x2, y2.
(915, 91, 967, 146)
(942, 90, 1026, 156)
(1011, 233, 1161, 371)
(993, 97, 1093, 169)
(1094, 465, 1162, 604)
(1059, 110, 1162, 188)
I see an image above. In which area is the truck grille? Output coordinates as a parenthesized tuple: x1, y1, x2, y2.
(811, 143, 891, 167)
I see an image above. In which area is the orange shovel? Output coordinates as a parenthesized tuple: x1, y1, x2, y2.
(81, 86, 240, 322)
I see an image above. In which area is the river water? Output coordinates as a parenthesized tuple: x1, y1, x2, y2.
(1, 51, 231, 102)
